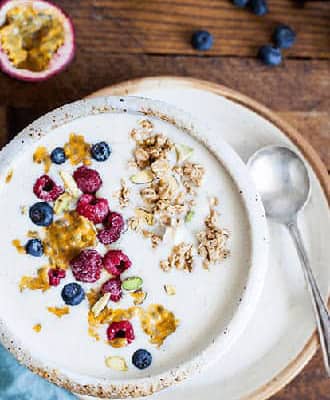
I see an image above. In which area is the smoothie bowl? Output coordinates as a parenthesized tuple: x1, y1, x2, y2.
(0, 97, 268, 398)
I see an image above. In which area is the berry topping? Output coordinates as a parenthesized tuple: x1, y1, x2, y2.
(132, 349, 152, 370)
(61, 282, 85, 306)
(273, 25, 296, 49)
(29, 202, 54, 226)
(50, 147, 66, 164)
(70, 249, 103, 283)
(101, 277, 122, 302)
(191, 30, 213, 51)
(258, 45, 282, 66)
(97, 212, 125, 245)
(103, 250, 132, 276)
(25, 239, 43, 257)
(48, 268, 66, 286)
(33, 175, 64, 201)
(91, 141, 111, 162)
(76, 194, 109, 224)
(107, 320, 135, 344)
(73, 166, 102, 194)
(250, 0, 268, 16)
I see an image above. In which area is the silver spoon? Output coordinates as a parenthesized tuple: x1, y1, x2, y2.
(248, 145, 330, 376)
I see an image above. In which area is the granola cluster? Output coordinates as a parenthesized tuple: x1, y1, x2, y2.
(160, 242, 194, 272)
(128, 120, 205, 249)
(197, 207, 230, 269)
(113, 179, 130, 208)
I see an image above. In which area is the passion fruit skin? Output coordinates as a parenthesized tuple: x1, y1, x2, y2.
(0, 0, 75, 82)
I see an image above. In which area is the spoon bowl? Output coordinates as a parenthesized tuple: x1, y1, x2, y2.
(248, 146, 310, 224)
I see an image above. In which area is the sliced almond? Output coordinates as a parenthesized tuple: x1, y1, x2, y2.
(175, 144, 194, 163)
(92, 293, 110, 317)
(105, 356, 128, 371)
(54, 192, 73, 215)
(151, 159, 170, 178)
(164, 284, 176, 296)
(135, 208, 154, 226)
(130, 170, 154, 184)
(59, 170, 80, 198)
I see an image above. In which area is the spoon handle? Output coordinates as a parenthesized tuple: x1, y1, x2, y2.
(287, 220, 330, 377)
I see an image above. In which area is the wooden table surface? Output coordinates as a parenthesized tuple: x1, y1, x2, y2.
(0, 1, 329, 398)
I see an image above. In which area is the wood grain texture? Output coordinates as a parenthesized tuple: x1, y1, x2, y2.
(57, 0, 330, 58)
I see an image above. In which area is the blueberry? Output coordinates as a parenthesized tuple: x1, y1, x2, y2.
(258, 45, 282, 66)
(273, 25, 296, 49)
(91, 142, 111, 162)
(250, 0, 268, 15)
(132, 349, 152, 370)
(232, 0, 249, 7)
(50, 147, 66, 164)
(25, 239, 43, 257)
(29, 202, 54, 226)
(191, 30, 213, 51)
(61, 283, 85, 306)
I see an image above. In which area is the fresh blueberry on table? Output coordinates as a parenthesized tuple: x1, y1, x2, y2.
(273, 25, 296, 49)
(91, 141, 111, 162)
(191, 30, 214, 51)
(132, 349, 152, 369)
(258, 45, 282, 66)
(250, 0, 268, 15)
(29, 202, 54, 226)
(232, 0, 250, 7)
(61, 283, 85, 306)
(25, 239, 43, 257)
(50, 147, 66, 164)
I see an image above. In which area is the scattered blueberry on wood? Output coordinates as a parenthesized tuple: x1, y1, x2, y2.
(250, 0, 269, 16)
(273, 25, 296, 49)
(191, 30, 214, 51)
(258, 45, 282, 66)
(232, 0, 250, 7)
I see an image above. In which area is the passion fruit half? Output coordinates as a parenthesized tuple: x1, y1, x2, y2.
(0, 0, 75, 81)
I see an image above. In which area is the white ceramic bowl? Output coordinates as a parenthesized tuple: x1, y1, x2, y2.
(0, 96, 268, 398)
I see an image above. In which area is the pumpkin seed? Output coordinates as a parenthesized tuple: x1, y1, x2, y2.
(122, 276, 143, 291)
(185, 210, 195, 223)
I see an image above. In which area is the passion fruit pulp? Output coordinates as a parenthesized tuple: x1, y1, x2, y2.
(0, 0, 75, 81)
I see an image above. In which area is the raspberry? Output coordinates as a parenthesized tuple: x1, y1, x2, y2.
(73, 166, 102, 194)
(106, 320, 135, 344)
(48, 268, 66, 286)
(33, 175, 64, 201)
(97, 212, 125, 245)
(101, 277, 122, 302)
(70, 249, 103, 283)
(103, 250, 131, 276)
(76, 194, 109, 224)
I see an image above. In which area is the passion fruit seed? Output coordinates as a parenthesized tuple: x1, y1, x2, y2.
(122, 277, 143, 292)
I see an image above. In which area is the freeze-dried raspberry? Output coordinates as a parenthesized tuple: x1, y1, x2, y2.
(97, 212, 124, 245)
(70, 249, 103, 283)
(33, 175, 64, 201)
(101, 277, 122, 302)
(103, 250, 131, 276)
(107, 320, 135, 344)
(73, 166, 102, 194)
(76, 194, 109, 224)
(48, 268, 66, 286)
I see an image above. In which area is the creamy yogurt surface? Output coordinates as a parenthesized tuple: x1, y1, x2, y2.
(0, 112, 250, 381)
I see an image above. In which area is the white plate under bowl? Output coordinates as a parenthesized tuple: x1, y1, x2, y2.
(80, 77, 330, 400)
(0, 96, 268, 398)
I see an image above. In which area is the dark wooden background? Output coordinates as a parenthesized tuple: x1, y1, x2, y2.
(0, 1, 329, 398)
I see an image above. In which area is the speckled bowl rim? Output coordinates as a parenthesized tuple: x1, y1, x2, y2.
(0, 96, 268, 398)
